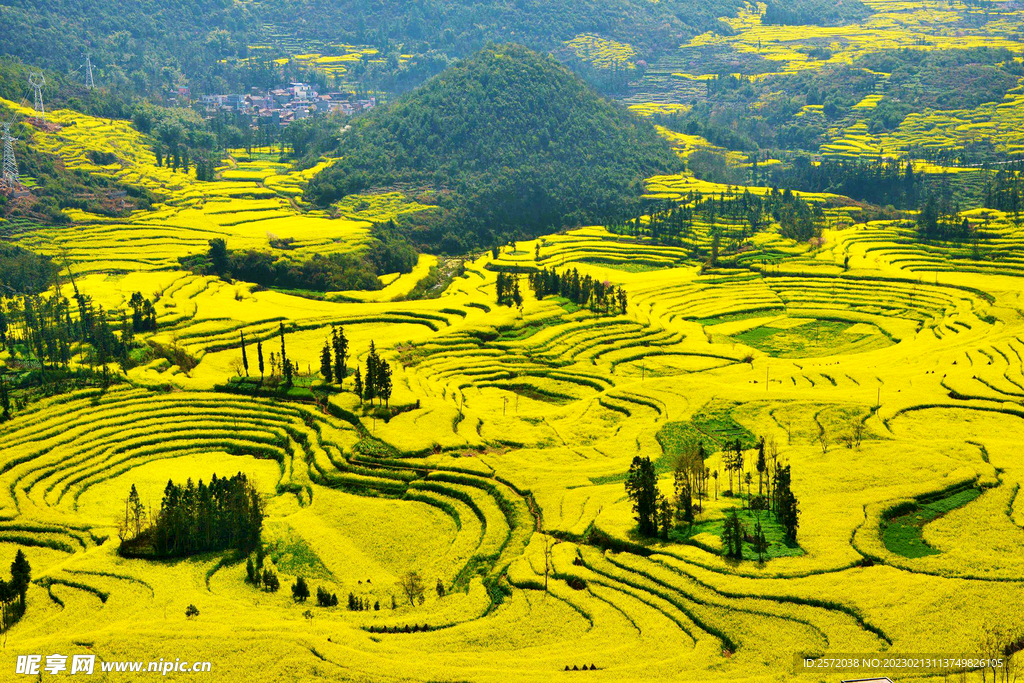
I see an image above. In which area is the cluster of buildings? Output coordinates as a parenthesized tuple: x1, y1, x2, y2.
(198, 82, 377, 126)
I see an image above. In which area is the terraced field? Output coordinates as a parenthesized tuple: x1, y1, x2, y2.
(6, 3, 1024, 681)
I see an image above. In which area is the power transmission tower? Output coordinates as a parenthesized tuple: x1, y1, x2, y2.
(1, 122, 20, 194)
(83, 54, 95, 89)
(29, 73, 46, 124)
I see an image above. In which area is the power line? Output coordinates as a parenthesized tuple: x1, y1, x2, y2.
(83, 54, 95, 89)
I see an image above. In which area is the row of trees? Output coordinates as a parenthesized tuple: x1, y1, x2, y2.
(244, 547, 280, 591)
(119, 473, 265, 558)
(767, 157, 921, 209)
(353, 341, 393, 407)
(495, 272, 524, 309)
(319, 326, 349, 386)
(238, 324, 298, 386)
(527, 267, 627, 315)
(610, 187, 826, 256)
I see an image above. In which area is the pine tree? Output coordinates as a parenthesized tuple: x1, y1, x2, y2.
(241, 332, 249, 377)
(722, 509, 745, 560)
(320, 340, 333, 383)
(658, 496, 672, 540)
(10, 549, 30, 608)
(752, 518, 768, 563)
(292, 576, 310, 602)
(257, 341, 265, 380)
(756, 437, 766, 496)
(0, 377, 10, 422)
(379, 360, 393, 407)
(776, 465, 800, 543)
(332, 326, 348, 386)
(365, 342, 379, 404)
(353, 367, 363, 403)
(280, 323, 293, 387)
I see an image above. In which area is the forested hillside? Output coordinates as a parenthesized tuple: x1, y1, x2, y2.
(0, 0, 868, 98)
(306, 44, 681, 252)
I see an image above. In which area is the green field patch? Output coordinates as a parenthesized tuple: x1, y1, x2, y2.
(264, 523, 332, 579)
(673, 507, 804, 562)
(732, 318, 893, 358)
(593, 401, 756, 484)
(882, 487, 983, 559)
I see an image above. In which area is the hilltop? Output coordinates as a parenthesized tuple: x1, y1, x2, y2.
(306, 44, 682, 252)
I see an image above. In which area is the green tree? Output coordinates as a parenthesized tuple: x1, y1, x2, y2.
(10, 550, 30, 608)
(320, 340, 333, 383)
(353, 367, 363, 403)
(379, 359, 393, 407)
(257, 340, 265, 380)
(624, 456, 659, 537)
(752, 517, 769, 563)
(658, 496, 672, 541)
(246, 557, 257, 584)
(776, 465, 800, 543)
(279, 323, 293, 387)
(292, 576, 310, 602)
(208, 238, 229, 275)
(240, 332, 249, 377)
(722, 509, 745, 560)
(332, 326, 348, 386)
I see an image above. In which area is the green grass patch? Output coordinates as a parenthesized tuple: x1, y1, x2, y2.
(673, 506, 803, 561)
(732, 318, 892, 358)
(592, 401, 756, 485)
(881, 487, 982, 559)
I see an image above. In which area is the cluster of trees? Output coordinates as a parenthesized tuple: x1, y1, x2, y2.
(612, 188, 825, 260)
(127, 292, 158, 332)
(305, 45, 681, 254)
(186, 238, 384, 293)
(854, 47, 1024, 111)
(0, 118, 154, 223)
(768, 157, 922, 210)
(353, 341, 393, 407)
(0, 246, 56, 295)
(154, 143, 216, 181)
(0, 550, 31, 632)
(347, 592, 379, 610)
(119, 473, 265, 558)
(319, 326, 349, 386)
(495, 272, 523, 309)
(527, 267, 627, 315)
(916, 193, 973, 241)
(245, 548, 280, 592)
(624, 436, 800, 561)
(985, 166, 1024, 218)
(762, 0, 870, 26)
(319, 586, 340, 607)
(188, 225, 419, 293)
(0, 288, 152, 393)
(649, 65, 875, 155)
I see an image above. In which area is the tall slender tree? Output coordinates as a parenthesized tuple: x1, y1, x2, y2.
(257, 340, 265, 381)
(241, 332, 250, 377)
(320, 339, 333, 383)
(332, 326, 348, 387)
